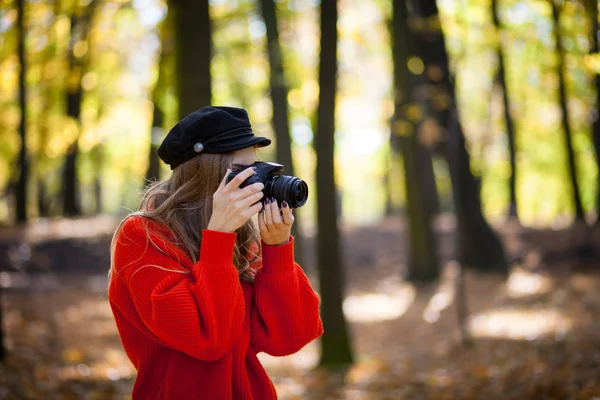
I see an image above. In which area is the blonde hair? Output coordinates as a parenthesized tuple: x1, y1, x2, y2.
(108, 151, 261, 285)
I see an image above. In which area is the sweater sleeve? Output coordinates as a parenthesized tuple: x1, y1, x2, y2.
(113, 218, 245, 361)
(250, 236, 324, 356)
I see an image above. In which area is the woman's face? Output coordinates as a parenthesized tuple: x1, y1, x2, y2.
(231, 146, 258, 169)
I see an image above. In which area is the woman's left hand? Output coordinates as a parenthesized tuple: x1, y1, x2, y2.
(259, 198, 294, 246)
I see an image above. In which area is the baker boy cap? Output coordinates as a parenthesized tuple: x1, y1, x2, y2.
(157, 106, 271, 170)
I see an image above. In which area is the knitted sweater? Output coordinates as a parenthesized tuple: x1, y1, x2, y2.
(108, 216, 323, 399)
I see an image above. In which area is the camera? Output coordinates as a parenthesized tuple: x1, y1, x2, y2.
(226, 162, 309, 208)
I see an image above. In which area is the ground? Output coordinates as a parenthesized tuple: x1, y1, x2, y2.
(1, 215, 600, 399)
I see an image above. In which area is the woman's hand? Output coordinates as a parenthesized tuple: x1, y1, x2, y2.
(259, 198, 294, 246)
(207, 167, 264, 233)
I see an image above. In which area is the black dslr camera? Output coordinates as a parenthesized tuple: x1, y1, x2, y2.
(226, 162, 309, 208)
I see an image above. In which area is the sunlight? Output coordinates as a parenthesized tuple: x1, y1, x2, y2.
(506, 269, 552, 298)
(469, 307, 571, 340)
(343, 282, 416, 323)
(55, 359, 135, 382)
(258, 341, 320, 371)
(423, 261, 459, 323)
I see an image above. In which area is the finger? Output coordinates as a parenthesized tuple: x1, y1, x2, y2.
(281, 201, 294, 225)
(264, 199, 273, 226)
(237, 182, 264, 200)
(258, 208, 267, 232)
(217, 168, 232, 191)
(270, 199, 282, 224)
(247, 201, 263, 217)
(239, 191, 264, 209)
(224, 166, 256, 192)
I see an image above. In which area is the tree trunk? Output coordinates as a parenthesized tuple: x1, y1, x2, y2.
(586, 0, 600, 221)
(551, 1, 586, 221)
(62, 2, 97, 217)
(16, 0, 27, 223)
(146, 104, 164, 184)
(392, 0, 440, 282)
(386, 16, 439, 219)
(258, 0, 305, 267)
(173, 0, 211, 118)
(491, 0, 518, 219)
(409, 0, 508, 272)
(314, 0, 353, 368)
(0, 270, 4, 361)
(383, 148, 396, 216)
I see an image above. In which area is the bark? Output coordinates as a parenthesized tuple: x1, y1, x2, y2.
(387, 16, 439, 219)
(146, 104, 164, 184)
(409, 0, 508, 272)
(585, 0, 600, 220)
(314, 0, 353, 367)
(145, 25, 169, 185)
(62, 1, 98, 216)
(491, 0, 518, 219)
(383, 149, 396, 216)
(258, 0, 305, 267)
(173, 0, 212, 118)
(0, 270, 3, 361)
(551, 0, 585, 221)
(92, 145, 103, 214)
(16, 0, 27, 223)
(392, 0, 440, 282)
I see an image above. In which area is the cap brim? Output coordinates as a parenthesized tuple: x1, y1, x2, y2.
(222, 135, 271, 152)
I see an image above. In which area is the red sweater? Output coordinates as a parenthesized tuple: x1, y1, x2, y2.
(108, 216, 323, 399)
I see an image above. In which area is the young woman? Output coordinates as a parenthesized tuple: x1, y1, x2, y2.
(108, 106, 323, 399)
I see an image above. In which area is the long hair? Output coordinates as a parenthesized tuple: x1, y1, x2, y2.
(109, 152, 261, 284)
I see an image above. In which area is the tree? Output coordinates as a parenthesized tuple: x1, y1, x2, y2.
(314, 0, 353, 367)
(491, 0, 519, 219)
(409, 0, 508, 272)
(62, 0, 99, 216)
(391, 0, 440, 282)
(550, 0, 586, 221)
(258, 0, 305, 266)
(172, 0, 211, 118)
(15, 0, 27, 223)
(585, 0, 600, 221)
(146, 12, 172, 185)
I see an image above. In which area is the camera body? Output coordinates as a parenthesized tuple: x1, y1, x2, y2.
(226, 161, 308, 208)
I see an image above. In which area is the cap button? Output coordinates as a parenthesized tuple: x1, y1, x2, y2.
(193, 142, 204, 153)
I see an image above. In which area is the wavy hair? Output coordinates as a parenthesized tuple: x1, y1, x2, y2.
(109, 151, 261, 284)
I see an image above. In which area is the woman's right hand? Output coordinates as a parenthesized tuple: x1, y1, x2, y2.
(207, 166, 265, 233)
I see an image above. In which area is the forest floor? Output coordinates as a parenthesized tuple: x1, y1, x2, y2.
(1, 215, 600, 399)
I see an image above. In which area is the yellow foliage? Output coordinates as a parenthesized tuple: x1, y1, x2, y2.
(54, 16, 71, 40)
(81, 72, 97, 91)
(288, 88, 303, 109)
(73, 41, 89, 59)
(79, 129, 99, 152)
(584, 53, 600, 74)
(0, 56, 18, 95)
(2, 9, 16, 27)
(392, 120, 414, 137)
(43, 59, 62, 80)
(405, 103, 423, 122)
(407, 57, 424, 75)
(302, 79, 320, 111)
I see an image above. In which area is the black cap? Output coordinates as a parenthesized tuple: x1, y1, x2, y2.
(157, 106, 272, 170)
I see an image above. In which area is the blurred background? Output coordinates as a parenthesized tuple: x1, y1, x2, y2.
(1, 0, 600, 398)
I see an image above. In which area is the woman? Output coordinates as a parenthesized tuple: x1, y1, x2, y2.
(108, 106, 323, 399)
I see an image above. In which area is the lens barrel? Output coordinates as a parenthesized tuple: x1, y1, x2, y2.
(265, 175, 309, 208)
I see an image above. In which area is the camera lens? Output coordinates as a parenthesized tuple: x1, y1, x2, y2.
(265, 175, 309, 208)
